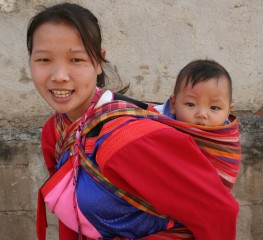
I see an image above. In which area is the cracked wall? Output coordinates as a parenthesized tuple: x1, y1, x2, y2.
(0, 0, 262, 239)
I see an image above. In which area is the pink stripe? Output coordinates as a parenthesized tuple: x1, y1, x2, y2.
(44, 170, 101, 239)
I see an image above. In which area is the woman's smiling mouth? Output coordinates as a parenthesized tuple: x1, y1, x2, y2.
(50, 89, 74, 98)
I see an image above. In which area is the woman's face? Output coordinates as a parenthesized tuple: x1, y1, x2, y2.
(30, 22, 102, 122)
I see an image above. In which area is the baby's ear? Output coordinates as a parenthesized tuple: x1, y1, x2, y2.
(227, 103, 234, 119)
(169, 95, 176, 114)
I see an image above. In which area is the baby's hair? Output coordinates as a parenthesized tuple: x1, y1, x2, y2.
(27, 3, 107, 87)
(173, 59, 232, 102)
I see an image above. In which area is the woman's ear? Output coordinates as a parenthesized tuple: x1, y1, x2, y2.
(101, 49, 106, 59)
(169, 95, 176, 114)
(97, 50, 107, 75)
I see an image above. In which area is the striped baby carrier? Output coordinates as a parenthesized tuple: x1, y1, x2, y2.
(37, 92, 241, 240)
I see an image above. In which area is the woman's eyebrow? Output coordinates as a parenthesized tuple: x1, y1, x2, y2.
(69, 48, 86, 53)
(31, 49, 50, 54)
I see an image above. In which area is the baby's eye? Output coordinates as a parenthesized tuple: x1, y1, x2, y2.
(211, 106, 221, 110)
(185, 102, 195, 107)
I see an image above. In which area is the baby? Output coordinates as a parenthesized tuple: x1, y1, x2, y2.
(155, 59, 241, 190)
(155, 59, 233, 126)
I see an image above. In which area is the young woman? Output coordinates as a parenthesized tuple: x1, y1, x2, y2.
(27, 3, 239, 240)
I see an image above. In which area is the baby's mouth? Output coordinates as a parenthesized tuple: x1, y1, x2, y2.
(51, 90, 74, 98)
(196, 122, 206, 126)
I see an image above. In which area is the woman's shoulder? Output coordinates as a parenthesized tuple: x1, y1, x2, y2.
(96, 116, 195, 170)
(42, 115, 58, 145)
(42, 115, 56, 133)
(41, 114, 57, 176)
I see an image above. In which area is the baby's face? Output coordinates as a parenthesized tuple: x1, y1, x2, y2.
(170, 77, 233, 126)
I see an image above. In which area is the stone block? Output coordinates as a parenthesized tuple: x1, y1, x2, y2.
(0, 212, 35, 240)
(0, 165, 35, 211)
(0, 141, 39, 166)
(0, 211, 58, 240)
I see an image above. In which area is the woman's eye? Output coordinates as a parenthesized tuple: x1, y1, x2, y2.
(211, 106, 221, 110)
(36, 58, 49, 62)
(71, 58, 83, 62)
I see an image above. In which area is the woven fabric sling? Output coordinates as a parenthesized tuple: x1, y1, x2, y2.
(37, 96, 241, 240)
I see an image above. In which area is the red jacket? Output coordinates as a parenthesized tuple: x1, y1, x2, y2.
(41, 115, 239, 240)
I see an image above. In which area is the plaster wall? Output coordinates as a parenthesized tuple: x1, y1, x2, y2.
(0, 0, 262, 120)
(0, 0, 262, 239)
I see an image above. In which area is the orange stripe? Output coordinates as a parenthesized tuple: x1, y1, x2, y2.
(202, 146, 241, 160)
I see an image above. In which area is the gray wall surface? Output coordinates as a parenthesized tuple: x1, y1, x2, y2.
(0, 0, 262, 239)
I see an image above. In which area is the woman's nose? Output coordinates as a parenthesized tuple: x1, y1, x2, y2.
(50, 64, 70, 82)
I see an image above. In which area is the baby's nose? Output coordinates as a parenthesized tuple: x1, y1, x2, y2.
(196, 108, 208, 119)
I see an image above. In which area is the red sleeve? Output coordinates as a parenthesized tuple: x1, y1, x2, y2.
(58, 221, 79, 240)
(41, 115, 58, 176)
(97, 119, 239, 240)
(41, 116, 80, 239)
